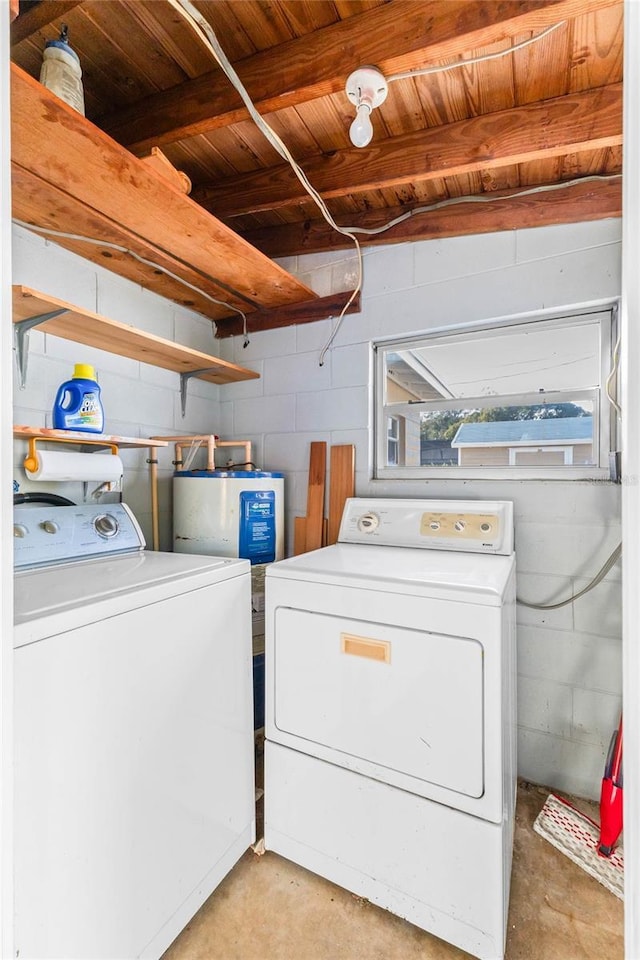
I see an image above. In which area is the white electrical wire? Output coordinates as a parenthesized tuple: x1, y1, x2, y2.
(606, 330, 622, 416)
(517, 541, 621, 609)
(16, 11, 593, 364)
(317, 175, 621, 355)
(317, 242, 363, 364)
(15, 171, 620, 361)
(386, 22, 565, 84)
(168, 0, 362, 365)
(168, 0, 354, 242)
(86, 7, 615, 611)
(338, 175, 622, 237)
(163, 7, 578, 362)
(11, 217, 251, 345)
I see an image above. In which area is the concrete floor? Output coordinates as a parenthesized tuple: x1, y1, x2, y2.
(163, 761, 623, 960)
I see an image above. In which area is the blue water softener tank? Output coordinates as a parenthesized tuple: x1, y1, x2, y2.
(52, 364, 104, 433)
(173, 470, 284, 564)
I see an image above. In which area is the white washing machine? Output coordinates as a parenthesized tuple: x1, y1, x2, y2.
(264, 498, 516, 960)
(13, 503, 255, 960)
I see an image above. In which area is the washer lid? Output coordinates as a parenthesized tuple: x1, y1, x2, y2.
(267, 543, 514, 604)
(14, 551, 248, 645)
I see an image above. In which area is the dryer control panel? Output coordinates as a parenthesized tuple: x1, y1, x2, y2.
(339, 498, 513, 554)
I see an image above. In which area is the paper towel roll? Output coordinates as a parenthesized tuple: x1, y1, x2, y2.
(25, 450, 124, 482)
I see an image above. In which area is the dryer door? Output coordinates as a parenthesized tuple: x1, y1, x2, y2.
(272, 608, 484, 799)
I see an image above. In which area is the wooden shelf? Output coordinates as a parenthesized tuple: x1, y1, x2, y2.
(10, 64, 317, 324)
(13, 286, 260, 412)
(13, 426, 168, 449)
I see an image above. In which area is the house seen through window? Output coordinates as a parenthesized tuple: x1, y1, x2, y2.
(374, 305, 618, 480)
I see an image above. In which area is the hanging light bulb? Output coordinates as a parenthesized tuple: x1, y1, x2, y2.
(349, 102, 374, 148)
(345, 66, 388, 149)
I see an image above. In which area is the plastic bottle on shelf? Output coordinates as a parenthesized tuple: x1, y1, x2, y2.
(39, 25, 85, 116)
(53, 364, 104, 434)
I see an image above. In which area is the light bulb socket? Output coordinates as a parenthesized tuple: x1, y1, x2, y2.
(345, 66, 388, 111)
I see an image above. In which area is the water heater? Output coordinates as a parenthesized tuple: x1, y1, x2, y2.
(173, 470, 284, 564)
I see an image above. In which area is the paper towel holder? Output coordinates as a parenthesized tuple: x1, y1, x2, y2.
(23, 435, 119, 475)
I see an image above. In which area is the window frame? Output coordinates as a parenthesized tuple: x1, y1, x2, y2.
(386, 415, 401, 466)
(373, 302, 619, 482)
(508, 446, 574, 466)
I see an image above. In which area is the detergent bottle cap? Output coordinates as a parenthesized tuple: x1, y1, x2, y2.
(73, 363, 97, 380)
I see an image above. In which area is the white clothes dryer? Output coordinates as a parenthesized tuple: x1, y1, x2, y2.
(264, 498, 516, 960)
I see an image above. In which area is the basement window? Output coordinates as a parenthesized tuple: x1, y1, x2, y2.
(373, 303, 619, 481)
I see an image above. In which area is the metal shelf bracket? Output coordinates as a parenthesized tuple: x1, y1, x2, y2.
(180, 366, 224, 418)
(14, 308, 69, 388)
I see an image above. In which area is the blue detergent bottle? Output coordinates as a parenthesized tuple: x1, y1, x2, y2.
(53, 364, 104, 433)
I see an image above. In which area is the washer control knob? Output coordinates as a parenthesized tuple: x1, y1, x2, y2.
(94, 514, 119, 539)
(429, 521, 440, 531)
(41, 520, 60, 535)
(454, 519, 466, 532)
(14, 523, 28, 538)
(480, 522, 492, 533)
(358, 512, 380, 533)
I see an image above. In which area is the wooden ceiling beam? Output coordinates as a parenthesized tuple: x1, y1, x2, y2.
(100, 0, 620, 155)
(238, 177, 622, 258)
(10, 1, 85, 44)
(214, 291, 361, 339)
(193, 84, 622, 217)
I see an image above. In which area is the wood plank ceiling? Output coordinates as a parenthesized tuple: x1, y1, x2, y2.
(10, 0, 623, 332)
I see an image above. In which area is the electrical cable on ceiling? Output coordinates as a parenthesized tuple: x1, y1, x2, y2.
(516, 541, 621, 610)
(338, 175, 622, 237)
(168, 0, 362, 366)
(345, 24, 565, 144)
(385, 22, 565, 84)
(11, 218, 251, 347)
(13, 14, 596, 363)
(320, 175, 622, 353)
(169, 0, 350, 238)
(13, 173, 621, 356)
(164, 6, 580, 364)
(14, 173, 621, 362)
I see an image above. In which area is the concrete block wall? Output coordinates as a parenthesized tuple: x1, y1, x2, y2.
(216, 219, 623, 800)
(12, 225, 223, 550)
(11, 218, 623, 799)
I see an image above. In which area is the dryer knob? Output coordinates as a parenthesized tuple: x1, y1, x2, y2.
(357, 512, 380, 533)
(14, 523, 28, 538)
(42, 520, 60, 535)
(94, 514, 119, 538)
